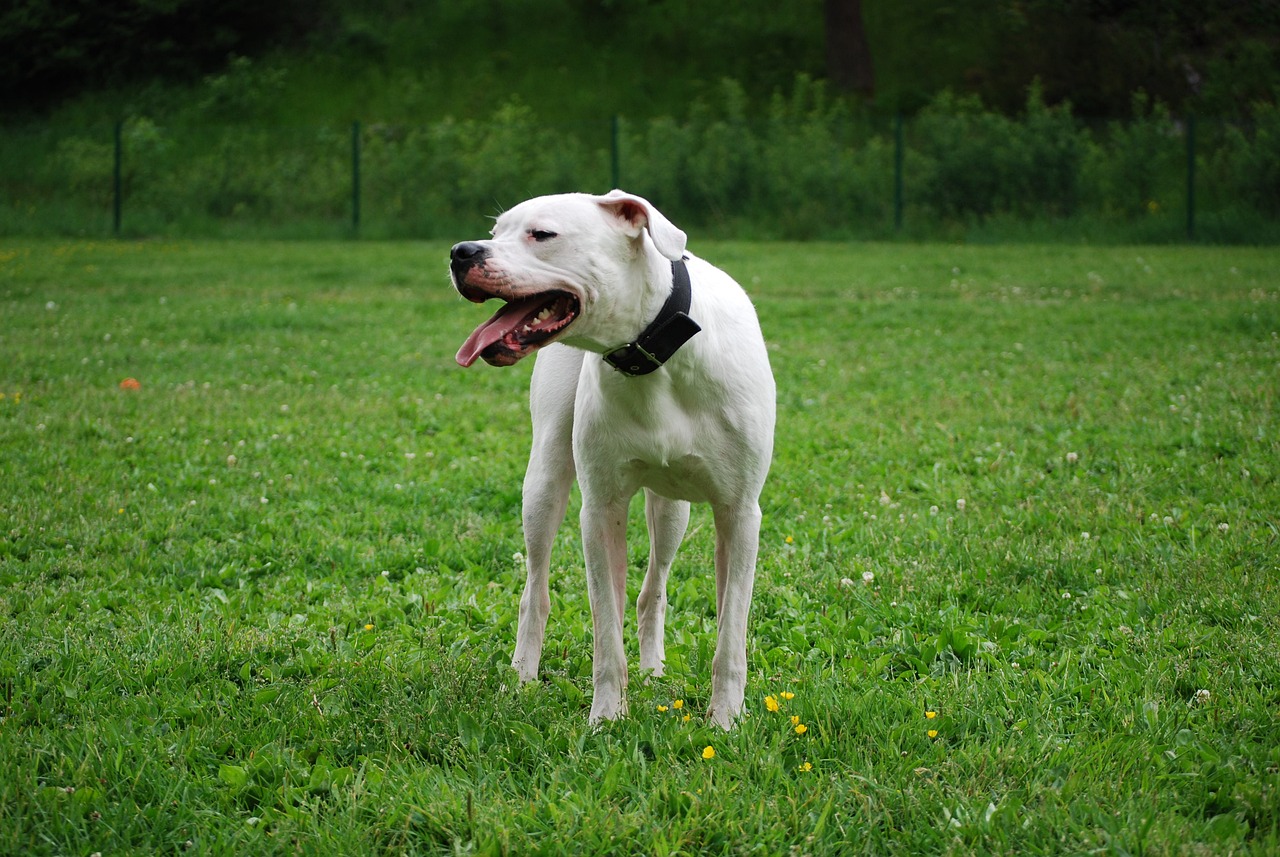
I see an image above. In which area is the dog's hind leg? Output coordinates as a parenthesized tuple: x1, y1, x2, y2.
(513, 345, 582, 683)
(637, 490, 689, 678)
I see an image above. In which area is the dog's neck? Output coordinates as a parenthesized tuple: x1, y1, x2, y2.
(562, 246, 689, 360)
(603, 258, 700, 376)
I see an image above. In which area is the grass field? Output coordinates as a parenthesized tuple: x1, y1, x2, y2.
(1, 238, 1278, 855)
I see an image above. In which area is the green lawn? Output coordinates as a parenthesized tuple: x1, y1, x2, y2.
(1, 238, 1278, 855)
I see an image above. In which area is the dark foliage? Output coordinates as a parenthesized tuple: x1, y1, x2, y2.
(0, 0, 327, 110)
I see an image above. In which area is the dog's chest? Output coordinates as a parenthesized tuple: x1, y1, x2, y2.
(575, 383, 728, 503)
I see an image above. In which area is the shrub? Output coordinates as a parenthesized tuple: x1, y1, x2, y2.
(911, 90, 1016, 218)
(1213, 101, 1280, 216)
(5, 73, 1277, 241)
(912, 84, 1086, 220)
(622, 76, 886, 238)
(756, 76, 869, 238)
(1083, 91, 1181, 217)
(1016, 84, 1086, 216)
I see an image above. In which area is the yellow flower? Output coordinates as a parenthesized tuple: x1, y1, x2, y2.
(780, 691, 795, 701)
(798, 761, 813, 773)
(925, 710, 937, 719)
(795, 723, 808, 735)
(785, 536, 794, 544)
(702, 746, 716, 760)
(657, 705, 668, 712)
(672, 699, 684, 710)
(790, 715, 800, 726)
(765, 695, 780, 712)
(364, 624, 374, 631)
(682, 714, 691, 723)
(928, 729, 939, 739)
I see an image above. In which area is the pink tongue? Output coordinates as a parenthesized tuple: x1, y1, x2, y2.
(455, 295, 543, 367)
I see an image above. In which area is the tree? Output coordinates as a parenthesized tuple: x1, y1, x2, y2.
(0, 0, 323, 112)
(825, 0, 874, 99)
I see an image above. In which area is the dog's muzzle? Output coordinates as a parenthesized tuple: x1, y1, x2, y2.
(450, 242, 490, 300)
(450, 241, 582, 368)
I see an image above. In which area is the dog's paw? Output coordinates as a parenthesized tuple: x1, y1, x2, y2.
(588, 694, 628, 726)
(706, 701, 742, 731)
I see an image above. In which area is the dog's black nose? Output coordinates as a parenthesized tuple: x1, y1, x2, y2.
(451, 242, 488, 265)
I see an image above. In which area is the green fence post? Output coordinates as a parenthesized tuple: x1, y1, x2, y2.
(113, 120, 123, 236)
(1185, 114, 1196, 241)
(352, 120, 361, 236)
(893, 111, 904, 232)
(611, 115, 621, 190)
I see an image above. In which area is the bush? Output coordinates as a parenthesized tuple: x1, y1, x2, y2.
(1083, 91, 1182, 217)
(622, 76, 889, 238)
(4, 73, 1278, 241)
(755, 76, 880, 238)
(1213, 101, 1280, 216)
(912, 84, 1086, 220)
(361, 101, 597, 236)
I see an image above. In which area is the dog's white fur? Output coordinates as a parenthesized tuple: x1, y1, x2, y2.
(450, 191, 775, 729)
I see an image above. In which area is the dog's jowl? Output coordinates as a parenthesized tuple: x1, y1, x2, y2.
(450, 190, 775, 729)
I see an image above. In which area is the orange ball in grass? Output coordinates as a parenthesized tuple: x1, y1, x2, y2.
(119, 378, 141, 390)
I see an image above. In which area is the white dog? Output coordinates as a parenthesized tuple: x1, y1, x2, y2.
(449, 190, 775, 729)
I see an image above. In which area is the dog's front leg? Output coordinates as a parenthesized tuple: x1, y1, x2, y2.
(581, 496, 630, 723)
(512, 346, 581, 682)
(513, 460, 573, 682)
(707, 501, 762, 730)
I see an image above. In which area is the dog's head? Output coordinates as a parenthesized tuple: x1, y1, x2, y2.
(450, 190, 686, 367)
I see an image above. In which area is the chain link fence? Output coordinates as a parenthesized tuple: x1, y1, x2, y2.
(2, 104, 1276, 242)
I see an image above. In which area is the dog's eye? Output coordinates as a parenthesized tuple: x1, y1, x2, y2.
(530, 230, 558, 242)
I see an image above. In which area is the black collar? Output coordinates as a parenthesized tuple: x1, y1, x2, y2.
(603, 258, 702, 376)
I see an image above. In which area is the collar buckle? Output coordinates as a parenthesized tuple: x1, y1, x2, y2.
(604, 342, 663, 376)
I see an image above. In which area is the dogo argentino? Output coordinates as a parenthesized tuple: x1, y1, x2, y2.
(449, 190, 775, 729)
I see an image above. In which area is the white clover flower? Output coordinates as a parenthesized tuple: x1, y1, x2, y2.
(956, 498, 966, 511)
(862, 571, 875, 585)
(1066, 452, 1079, 463)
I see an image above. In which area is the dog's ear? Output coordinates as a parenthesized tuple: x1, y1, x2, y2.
(594, 190, 687, 261)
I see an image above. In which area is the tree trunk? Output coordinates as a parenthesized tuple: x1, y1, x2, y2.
(825, 0, 875, 99)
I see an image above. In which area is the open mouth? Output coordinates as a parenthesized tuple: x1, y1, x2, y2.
(455, 290, 580, 367)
